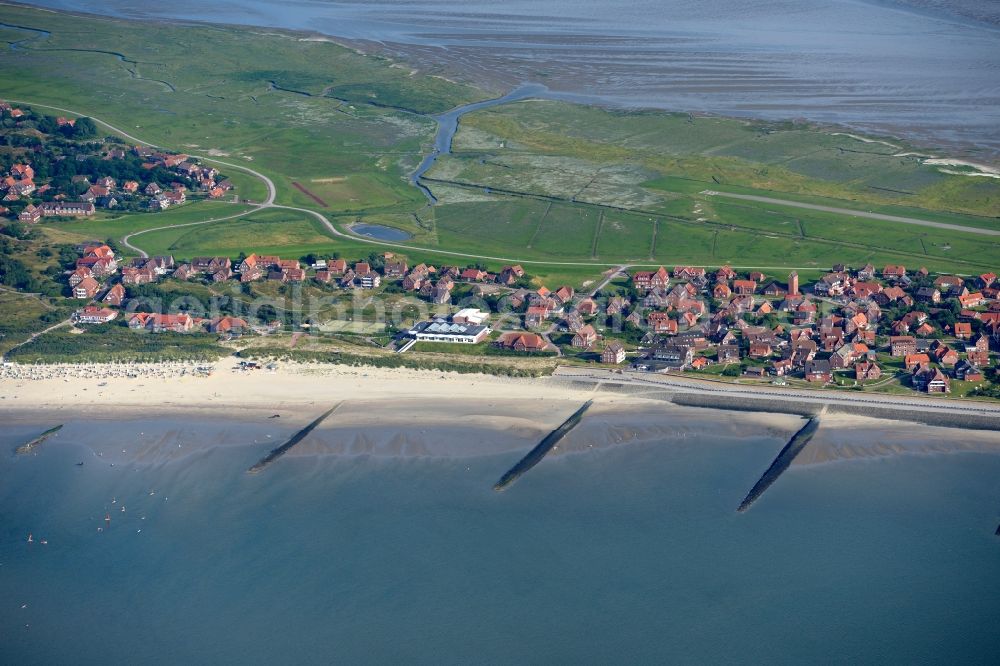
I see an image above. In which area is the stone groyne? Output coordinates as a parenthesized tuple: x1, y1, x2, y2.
(247, 404, 341, 474)
(494, 400, 593, 492)
(737, 417, 820, 513)
(15, 425, 63, 455)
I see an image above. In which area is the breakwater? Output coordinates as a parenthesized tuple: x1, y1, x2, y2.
(15, 424, 63, 455)
(737, 417, 820, 512)
(494, 400, 593, 492)
(247, 404, 340, 474)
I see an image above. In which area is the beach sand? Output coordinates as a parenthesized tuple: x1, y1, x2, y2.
(5, 360, 1000, 468)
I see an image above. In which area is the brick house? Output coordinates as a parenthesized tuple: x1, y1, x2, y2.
(602, 341, 626, 364)
(890, 335, 917, 357)
(73, 276, 99, 299)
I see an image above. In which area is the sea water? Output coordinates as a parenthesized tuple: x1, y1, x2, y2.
(17, 0, 1000, 155)
(2, 421, 998, 664)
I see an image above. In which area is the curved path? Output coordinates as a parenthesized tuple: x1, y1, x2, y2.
(702, 190, 1000, 236)
(121, 206, 257, 258)
(13, 99, 988, 272)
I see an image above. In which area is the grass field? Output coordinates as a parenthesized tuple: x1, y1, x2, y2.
(1, 4, 997, 295)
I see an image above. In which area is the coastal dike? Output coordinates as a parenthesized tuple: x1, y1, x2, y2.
(247, 404, 341, 474)
(737, 417, 821, 512)
(494, 400, 594, 492)
(662, 392, 1000, 431)
(15, 425, 63, 455)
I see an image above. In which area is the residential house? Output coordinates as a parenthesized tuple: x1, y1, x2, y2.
(122, 266, 155, 285)
(633, 266, 670, 292)
(577, 298, 598, 316)
(102, 283, 125, 306)
(647, 311, 678, 335)
(384, 260, 408, 279)
(717, 345, 741, 364)
(955, 359, 984, 382)
(460, 268, 488, 282)
(904, 353, 931, 372)
(933, 275, 965, 294)
(208, 316, 249, 335)
(498, 264, 525, 286)
(40, 202, 95, 217)
(606, 295, 629, 316)
(72, 277, 99, 299)
(959, 292, 985, 309)
(497, 332, 548, 353)
(129, 313, 194, 333)
(572, 324, 598, 349)
(554, 286, 574, 303)
(890, 335, 917, 357)
(713, 283, 732, 300)
(525, 305, 550, 328)
(68, 267, 92, 287)
(813, 272, 850, 296)
(915, 287, 941, 304)
(882, 265, 906, 280)
(602, 341, 626, 364)
(673, 266, 706, 282)
(932, 342, 959, 367)
(73, 305, 118, 324)
(651, 344, 694, 370)
(732, 279, 757, 296)
(18, 204, 41, 223)
(855, 361, 882, 381)
(915, 366, 950, 393)
(804, 359, 833, 383)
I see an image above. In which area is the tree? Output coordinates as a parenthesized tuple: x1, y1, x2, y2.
(1, 221, 28, 240)
(72, 117, 98, 139)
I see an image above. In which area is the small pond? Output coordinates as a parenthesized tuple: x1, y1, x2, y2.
(350, 223, 412, 241)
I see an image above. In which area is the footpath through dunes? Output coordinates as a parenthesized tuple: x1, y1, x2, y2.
(737, 417, 820, 513)
(494, 399, 593, 491)
(248, 403, 341, 474)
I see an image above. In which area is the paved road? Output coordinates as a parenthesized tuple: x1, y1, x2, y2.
(9, 99, 278, 206)
(702, 190, 1000, 236)
(121, 206, 255, 258)
(20, 98, 996, 273)
(552, 366, 1000, 418)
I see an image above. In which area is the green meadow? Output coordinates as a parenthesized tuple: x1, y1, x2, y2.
(1, 3, 998, 291)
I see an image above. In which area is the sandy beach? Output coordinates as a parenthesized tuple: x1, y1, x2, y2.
(3, 359, 999, 466)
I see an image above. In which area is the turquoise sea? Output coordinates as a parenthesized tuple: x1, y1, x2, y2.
(2, 418, 999, 664)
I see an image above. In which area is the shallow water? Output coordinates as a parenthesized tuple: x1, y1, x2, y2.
(2, 416, 999, 664)
(349, 223, 413, 242)
(19, 0, 1000, 155)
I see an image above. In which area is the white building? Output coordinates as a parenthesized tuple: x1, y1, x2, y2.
(407, 317, 491, 344)
(452, 308, 490, 326)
